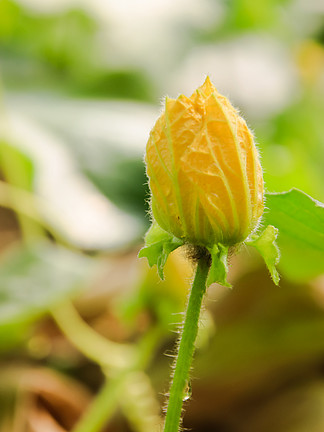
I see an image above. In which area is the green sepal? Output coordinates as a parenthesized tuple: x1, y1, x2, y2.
(246, 225, 280, 285)
(206, 243, 231, 287)
(138, 222, 184, 279)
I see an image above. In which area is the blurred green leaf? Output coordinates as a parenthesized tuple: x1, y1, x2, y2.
(6, 95, 157, 220)
(260, 94, 324, 202)
(0, 142, 43, 239)
(80, 70, 155, 101)
(223, 0, 291, 32)
(0, 0, 154, 100)
(263, 189, 324, 281)
(0, 243, 94, 348)
(0, 1, 97, 72)
(84, 152, 149, 218)
(0, 141, 34, 191)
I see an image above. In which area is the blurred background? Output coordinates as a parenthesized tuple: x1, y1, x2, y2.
(0, 0, 324, 431)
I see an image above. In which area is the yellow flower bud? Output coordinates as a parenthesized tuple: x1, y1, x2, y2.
(145, 77, 264, 248)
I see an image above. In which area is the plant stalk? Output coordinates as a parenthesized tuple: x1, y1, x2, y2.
(72, 374, 126, 432)
(164, 255, 210, 432)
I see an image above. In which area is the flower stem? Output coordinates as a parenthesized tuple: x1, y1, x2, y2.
(164, 255, 210, 432)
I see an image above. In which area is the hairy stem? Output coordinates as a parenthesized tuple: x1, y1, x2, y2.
(164, 255, 210, 432)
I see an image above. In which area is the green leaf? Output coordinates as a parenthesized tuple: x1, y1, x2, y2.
(263, 189, 324, 282)
(246, 225, 280, 285)
(138, 222, 184, 279)
(207, 243, 231, 287)
(0, 243, 95, 347)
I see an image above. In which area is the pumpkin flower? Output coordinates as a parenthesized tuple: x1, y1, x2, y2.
(140, 77, 279, 287)
(145, 77, 264, 248)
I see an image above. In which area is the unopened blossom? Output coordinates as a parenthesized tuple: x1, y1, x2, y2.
(145, 77, 264, 248)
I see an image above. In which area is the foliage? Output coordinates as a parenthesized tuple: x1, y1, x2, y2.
(264, 189, 324, 281)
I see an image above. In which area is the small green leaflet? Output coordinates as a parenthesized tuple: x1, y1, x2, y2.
(138, 222, 184, 279)
(246, 225, 280, 285)
(263, 188, 324, 281)
(207, 243, 231, 287)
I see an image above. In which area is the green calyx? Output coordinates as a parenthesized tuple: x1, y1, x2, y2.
(139, 221, 280, 287)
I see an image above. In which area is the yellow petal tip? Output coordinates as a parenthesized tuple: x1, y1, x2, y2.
(200, 76, 218, 96)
